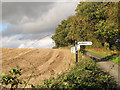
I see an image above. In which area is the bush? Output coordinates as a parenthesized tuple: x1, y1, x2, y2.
(1, 66, 26, 89)
(35, 56, 117, 89)
(80, 45, 86, 54)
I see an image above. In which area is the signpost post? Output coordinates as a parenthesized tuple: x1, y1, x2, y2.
(75, 40, 78, 63)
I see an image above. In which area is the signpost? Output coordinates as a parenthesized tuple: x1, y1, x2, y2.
(76, 45, 80, 50)
(71, 47, 75, 54)
(71, 41, 92, 63)
(78, 42, 92, 45)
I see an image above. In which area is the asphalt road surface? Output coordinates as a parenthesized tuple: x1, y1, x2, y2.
(86, 52, 120, 86)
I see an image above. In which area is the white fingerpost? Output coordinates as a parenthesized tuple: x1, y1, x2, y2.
(76, 45, 80, 50)
(71, 47, 75, 53)
(78, 41, 92, 45)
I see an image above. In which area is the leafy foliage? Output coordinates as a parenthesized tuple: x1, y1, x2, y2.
(52, 2, 119, 51)
(35, 56, 117, 89)
(1, 66, 26, 89)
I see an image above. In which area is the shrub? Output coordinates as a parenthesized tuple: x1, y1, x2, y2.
(1, 66, 26, 89)
(35, 56, 117, 89)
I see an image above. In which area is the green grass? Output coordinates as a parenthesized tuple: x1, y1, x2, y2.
(87, 50, 120, 65)
(110, 55, 120, 65)
(87, 50, 108, 57)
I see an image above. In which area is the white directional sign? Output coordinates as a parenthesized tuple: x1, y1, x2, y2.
(78, 42, 92, 45)
(76, 45, 80, 50)
(71, 47, 75, 53)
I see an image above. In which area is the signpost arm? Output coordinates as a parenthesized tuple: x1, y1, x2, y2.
(75, 40, 78, 63)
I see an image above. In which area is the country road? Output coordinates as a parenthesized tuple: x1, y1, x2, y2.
(2, 48, 74, 87)
(86, 52, 120, 86)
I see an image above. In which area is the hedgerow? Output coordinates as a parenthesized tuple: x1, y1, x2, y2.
(35, 56, 117, 89)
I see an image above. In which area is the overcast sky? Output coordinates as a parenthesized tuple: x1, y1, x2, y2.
(1, 1, 80, 48)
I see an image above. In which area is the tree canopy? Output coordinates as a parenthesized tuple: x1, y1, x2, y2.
(52, 2, 119, 51)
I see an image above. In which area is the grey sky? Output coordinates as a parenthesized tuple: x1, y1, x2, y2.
(2, 2, 78, 37)
(1, 1, 79, 48)
(2, 2, 54, 24)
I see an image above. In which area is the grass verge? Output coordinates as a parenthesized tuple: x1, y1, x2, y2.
(87, 50, 120, 65)
(110, 55, 120, 65)
(87, 50, 108, 57)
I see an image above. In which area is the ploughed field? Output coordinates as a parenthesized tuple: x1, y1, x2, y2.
(1, 48, 73, 87)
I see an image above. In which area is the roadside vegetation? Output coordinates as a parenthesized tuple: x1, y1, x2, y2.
(87, 49, 120, 65)
(35, 55, 117, 89)
(87, 50, 108, 57)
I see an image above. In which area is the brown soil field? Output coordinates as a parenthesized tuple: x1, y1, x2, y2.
(1, 48, 74, 88)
